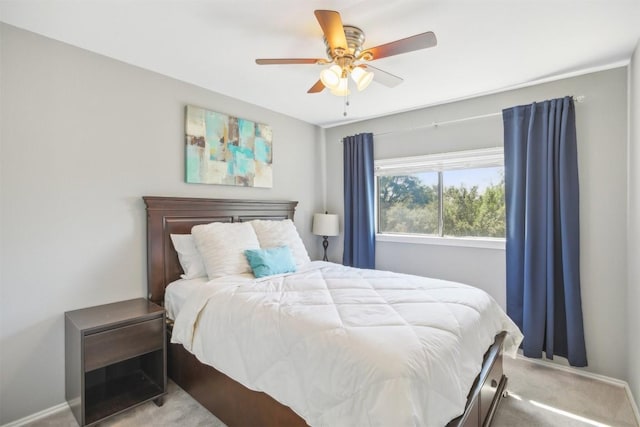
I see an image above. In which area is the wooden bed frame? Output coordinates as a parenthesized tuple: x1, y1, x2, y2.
(144, 196, 508, 427)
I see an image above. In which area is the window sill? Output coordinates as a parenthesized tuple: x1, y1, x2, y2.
(376, 233, 506, 250)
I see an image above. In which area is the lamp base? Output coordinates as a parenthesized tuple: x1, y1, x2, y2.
(322, 236, 329, 262)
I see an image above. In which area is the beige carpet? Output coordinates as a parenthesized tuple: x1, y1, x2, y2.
(494, 357, 638, 427)
(24, 357, 638, 427)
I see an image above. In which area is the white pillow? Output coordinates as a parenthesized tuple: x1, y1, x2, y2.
(191, 222, 261, 279)
(170, 234, 207, 279)
(250, 219, 311, 268)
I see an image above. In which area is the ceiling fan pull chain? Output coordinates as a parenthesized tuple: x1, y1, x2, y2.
(343, 78, 350, 117)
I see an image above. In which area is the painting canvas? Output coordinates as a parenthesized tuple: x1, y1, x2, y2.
(185, 105, 273, 187)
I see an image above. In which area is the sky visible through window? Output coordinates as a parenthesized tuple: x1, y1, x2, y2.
(417, 166, 503, 192)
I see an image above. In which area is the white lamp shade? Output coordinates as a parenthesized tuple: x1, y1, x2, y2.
(320, 65, 342, 90)
(312, 213, 339, 237)
(350, 67, 374, 91)
(330, 78, 350, 96)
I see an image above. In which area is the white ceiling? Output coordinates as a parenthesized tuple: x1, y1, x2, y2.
(1, 0, 639, 127)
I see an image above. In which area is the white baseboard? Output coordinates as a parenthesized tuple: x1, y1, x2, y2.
(1, 402, 70, 427)
(624, 385, 640, 427)
(515, 354, 640, 425)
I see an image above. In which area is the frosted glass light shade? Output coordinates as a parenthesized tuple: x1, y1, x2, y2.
(320, 65, 342, 89)
(312, 213, 339, 237)
(330, 78, 350, 96)
(350, 67, 374, 91)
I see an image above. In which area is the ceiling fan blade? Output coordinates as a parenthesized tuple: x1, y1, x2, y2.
(314, 10, 348, 55)
(363, 31, 437, 60)
(359, 64, 403, 88)
(256, 58, 323, 65)
(307, 80, 325, 94)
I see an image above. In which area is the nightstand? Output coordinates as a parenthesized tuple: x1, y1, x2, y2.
(65, 298, 166, 426)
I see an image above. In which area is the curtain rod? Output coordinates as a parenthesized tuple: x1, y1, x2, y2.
(340, 95, 586, 140)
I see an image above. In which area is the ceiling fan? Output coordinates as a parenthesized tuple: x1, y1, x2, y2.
(255, 10, 437, 96)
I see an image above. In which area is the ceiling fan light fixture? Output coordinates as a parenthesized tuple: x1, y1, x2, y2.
(256, 10, 437, 107)
(330, 77, 350, 96)
(320, 65, 342, 89)
(350, 67, 374, 91)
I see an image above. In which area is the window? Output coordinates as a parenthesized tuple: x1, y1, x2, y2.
(375, 148, 505, 243)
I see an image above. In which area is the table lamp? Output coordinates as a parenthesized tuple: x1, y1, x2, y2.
(312, 213, 339, 261)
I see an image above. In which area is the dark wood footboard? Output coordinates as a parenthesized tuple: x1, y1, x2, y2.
(446, 331, 507, 427)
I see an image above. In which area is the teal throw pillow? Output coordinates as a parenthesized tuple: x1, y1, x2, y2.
(244, 246, 297, 278)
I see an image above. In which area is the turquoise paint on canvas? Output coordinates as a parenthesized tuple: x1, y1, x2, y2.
(254, 123, 273, 164)
(254, 138, 271, 163)
(186, 145, 201, 182)
(227, 145, 255, 176)
(227, 145, 241, 175)
(230, 144, 254, 158)
(238, 119, 255, 148)
(205, 111, 227, 161)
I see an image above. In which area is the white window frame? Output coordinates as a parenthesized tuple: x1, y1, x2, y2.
(375, 147, 506, 250)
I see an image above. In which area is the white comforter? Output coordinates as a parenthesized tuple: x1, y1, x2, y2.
(172, 261, 523, 427)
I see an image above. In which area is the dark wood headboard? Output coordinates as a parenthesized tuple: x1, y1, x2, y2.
(143, 196, 298, 305)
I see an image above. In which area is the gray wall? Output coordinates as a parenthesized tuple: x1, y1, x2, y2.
(0, 24, 322, 424)
(628, 40, 640, 410)
(325, 68, 629, 381)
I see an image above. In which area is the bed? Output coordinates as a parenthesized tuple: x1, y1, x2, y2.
(144, 196, 522, 427)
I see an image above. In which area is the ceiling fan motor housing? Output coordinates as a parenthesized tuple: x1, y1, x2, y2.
(325, 25, 366, 60)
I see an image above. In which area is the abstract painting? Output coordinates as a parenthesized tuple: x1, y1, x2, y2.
(185, 105, 273, 187)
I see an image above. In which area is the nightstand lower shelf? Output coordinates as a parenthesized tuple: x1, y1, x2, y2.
(85, 369, 163, 425)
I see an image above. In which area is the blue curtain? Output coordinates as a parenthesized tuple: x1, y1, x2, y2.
(503, 96, 587, 366)
(343, 133, 375, 268)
